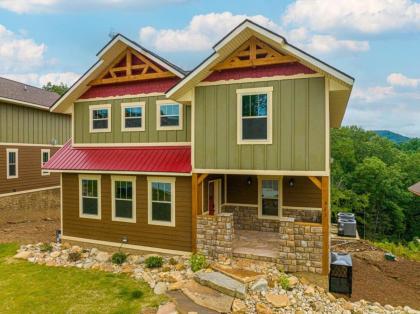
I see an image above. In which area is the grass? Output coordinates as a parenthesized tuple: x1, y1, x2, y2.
(0, 243, 166, 314)
(372, 240, 420, 262)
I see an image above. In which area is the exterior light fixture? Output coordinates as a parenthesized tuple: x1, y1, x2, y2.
(289, 178, 295, 187)
(247, 176, 252, 185)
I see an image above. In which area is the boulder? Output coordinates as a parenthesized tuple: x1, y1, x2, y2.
(95, 252, 109, 262)
(287, 276, 299, 288)
(50, 251, 61, 258)
(232, 299, 247, 314)
(265, 294, 289, 308)
(256, 303, 272, 314)
(154, 282, 167, 295)
(14, 251, 32, 260)
(304, 285, 315, 296)
(250, 278, 268, 292)
(194, 271, 246, 299)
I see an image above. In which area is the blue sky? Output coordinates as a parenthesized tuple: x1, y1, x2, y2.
(0, 0, 419, 137)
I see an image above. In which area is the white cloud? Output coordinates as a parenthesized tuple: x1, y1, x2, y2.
(0, 0, 187, 13)
(352, 86, 395, 102)
(139, 12, 369, 55)
(387, 73, 420, 87)
(0, 24, 47, 72)
(282, 0, 420, 34)
(1, 72, 79, 87)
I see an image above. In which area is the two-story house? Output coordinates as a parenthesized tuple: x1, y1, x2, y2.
(45, 20, 353, 275)
(0, 77, 71, 211)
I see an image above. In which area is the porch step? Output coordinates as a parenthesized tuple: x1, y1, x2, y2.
(194, 271, 247, 299)
(211, 262, 264, 283)
(166, 290, 220, 314)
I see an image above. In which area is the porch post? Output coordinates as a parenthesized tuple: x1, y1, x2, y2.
(192, 173, 198, 253)
(321, 176, 330, 275)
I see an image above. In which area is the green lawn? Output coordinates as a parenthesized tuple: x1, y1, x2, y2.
(0, 243, 165, 314)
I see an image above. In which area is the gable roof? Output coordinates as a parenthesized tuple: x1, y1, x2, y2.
(50, 33, 186, 113)
(0, 76, 60, 110)
(167, 19, 354, 99)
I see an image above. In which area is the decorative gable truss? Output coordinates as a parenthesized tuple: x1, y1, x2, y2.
(90, 48, 176, 86)
(213, 36, 298, 71)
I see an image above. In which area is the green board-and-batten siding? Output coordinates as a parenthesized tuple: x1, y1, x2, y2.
(0, 102, 71, 145)
(194, 77, 326, 171)
(73, 95, 191, 144)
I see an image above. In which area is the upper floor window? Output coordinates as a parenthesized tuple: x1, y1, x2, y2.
(148, 177, 176, 227)
(79, 175, 101, 219)
(111, 176, 136, 223)
(89, 104, 111, 133)
(121, 102, 145, 132)
(41, 149, 50, 176)
(237, 87, 273, 144)
(156, 100, 183, 131)
(6, 148, 18, 179)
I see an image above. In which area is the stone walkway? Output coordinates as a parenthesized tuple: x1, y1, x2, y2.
(233, 229, 283, 261)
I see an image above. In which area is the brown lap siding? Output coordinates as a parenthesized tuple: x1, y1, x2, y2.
(0, 145, 60, 195)
(225, 175, 321, 208)
(62, 174, 192, 252)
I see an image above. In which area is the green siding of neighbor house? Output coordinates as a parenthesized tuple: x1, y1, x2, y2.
(0, 102, 71, 145)
(73, 95, 191, 144)
(194, 77, 326, 171)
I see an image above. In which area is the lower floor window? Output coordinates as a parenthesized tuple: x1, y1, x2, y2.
(79, 175, 101, 219)
(259, 177, 282, 218)
(112, 176, 136, 222)
(148, 177, 176, 227)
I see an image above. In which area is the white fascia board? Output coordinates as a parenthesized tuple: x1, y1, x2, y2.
(0, 97, 49, 111)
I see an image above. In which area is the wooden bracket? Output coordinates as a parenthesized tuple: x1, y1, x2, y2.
(308, 176, 322, 190)
(197, 174, 208, 185)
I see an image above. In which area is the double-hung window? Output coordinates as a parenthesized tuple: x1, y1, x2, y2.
(41, 149, 50, 176)
(6, 148, 18, 179)
(112, 176, 136, 223)
(156, 100, 183, 130)
(79, 175, 101, 219)
(121, 102, 145, 131)
(237, 87, 273, 144)
(89, 104, 111, 132)
(148, 177, 176, 227)
(258, 177, 282, 219)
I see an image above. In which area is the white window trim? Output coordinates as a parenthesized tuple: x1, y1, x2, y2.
(41, 149, 50, 176)
(156, 99, 183, 131)
(236, 86, 273, 145)
(89, 104, 111, 133)
(79, 174, 101, 220)
(111, 175, 137, 223)
(147, 176, 176, 227)
(257, 176, 283, 220)
(6, 148, 18, 179)
(121, 102, 146, 132)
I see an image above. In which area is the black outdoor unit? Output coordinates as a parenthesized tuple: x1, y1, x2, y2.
(329, 252, 352, 297)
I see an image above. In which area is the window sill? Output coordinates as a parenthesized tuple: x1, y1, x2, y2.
(156, 126, 183, 131)
(148, 220, 175, 227)
(89, 129, 111, 133)
(112, 217, 136, 223)
(80, 214, 101, 220)
(121, 128, 145, 132)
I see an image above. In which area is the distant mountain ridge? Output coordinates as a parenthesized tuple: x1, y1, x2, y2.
(373, 130, 411, 144)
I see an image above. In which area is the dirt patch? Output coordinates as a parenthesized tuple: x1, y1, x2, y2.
(0, 205, 59, 244)
(332, 240, 420, 309)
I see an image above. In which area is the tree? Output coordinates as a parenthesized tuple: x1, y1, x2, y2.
(42, 82, 69, 96)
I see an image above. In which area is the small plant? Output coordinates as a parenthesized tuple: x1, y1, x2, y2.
(68, 251, 81, 262)
(168, 257, 178, 265)
(189, 253, 207, 272)
(40, 243, 53, 252)
(278, 273, 290, 290)
(111, 252, 128, 265)
(145, 256, 163, 268)
(162, 266, 171, 272)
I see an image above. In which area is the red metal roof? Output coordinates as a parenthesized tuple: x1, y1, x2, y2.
(44, 141, 191, 173)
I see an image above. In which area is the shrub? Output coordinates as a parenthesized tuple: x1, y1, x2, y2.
(168, 257, 178, 265)
(278, 273, 290, 290)
(372, 240, 420, 261)
(145, 256, 163, 268)
(189, 253, 207, 272)
(40, 243, 53, 253)
(68, 251, 81, 262)
(111, 252, 128, 265)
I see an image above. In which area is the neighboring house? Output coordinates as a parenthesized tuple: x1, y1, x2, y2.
(46, 20, 353, 275)
(0, 77, 71, 209)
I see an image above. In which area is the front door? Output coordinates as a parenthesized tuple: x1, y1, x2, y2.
(208, 179, 221, 215)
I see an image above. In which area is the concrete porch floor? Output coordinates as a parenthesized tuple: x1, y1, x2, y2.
(233, 229, 283, 261)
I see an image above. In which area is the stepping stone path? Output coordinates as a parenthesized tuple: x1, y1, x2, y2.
(194, 271, 247, 299)
(211, 262, 264, 283)
(166, 290, 219, 314)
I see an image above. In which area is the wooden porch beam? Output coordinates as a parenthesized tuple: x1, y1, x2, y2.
(321, 176, 330, 275)
(308, 176, 322, 190)
(197, 173, 208, 185)
(191, 173, 198, 253)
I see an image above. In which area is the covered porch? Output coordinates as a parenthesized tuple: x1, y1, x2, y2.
(192, 173, 330, 275)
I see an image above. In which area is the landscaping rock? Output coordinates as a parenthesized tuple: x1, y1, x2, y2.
(256, 303, 272, 314)
(153, 282, 167, 295)
(287, 276, 299, 288)
(95, 252, 109, 262)
(304, 285, 315, 295)
(157, 302, 177, 314)
(250, 278, 268, 292)
(265, 294, 289, 307)
(50, 251, 61, 258)
(14, 251, 32, 259)
(194, 271, 246, 299)
(71, 246, 82, 253)
(211, 263, 263, 283)
(232, 299, 247, 313)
